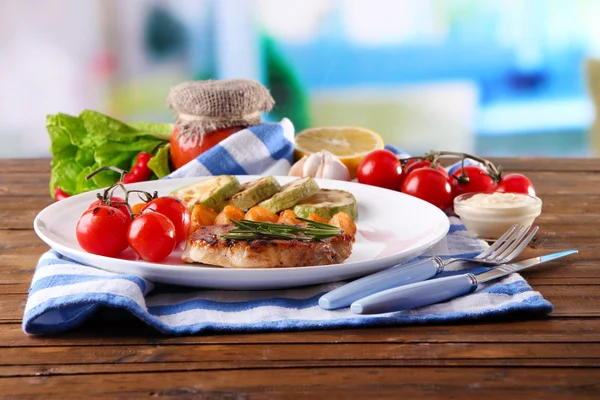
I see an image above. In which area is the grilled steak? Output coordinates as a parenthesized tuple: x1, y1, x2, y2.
(182, 224, 353, 268)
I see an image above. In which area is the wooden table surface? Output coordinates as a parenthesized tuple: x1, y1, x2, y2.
(1, 158, 599, 399)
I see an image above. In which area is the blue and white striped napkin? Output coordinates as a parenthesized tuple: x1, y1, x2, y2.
(23, 123, 552, 335)
(165, 118, 295, 179)
(23, 216, 552, 335)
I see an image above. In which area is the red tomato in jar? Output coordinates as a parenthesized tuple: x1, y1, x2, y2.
(76, 206, 130, 257)
(404, 160, 449, 178)
(401, 168, 452, 210)
(127, 212, 177, 262)
(169, 126, 244, 169)
(496, 173, 536, 196)
(356, 149, 404, 191)
(450, 166, 497, 200)
(141, 197, 191, 245)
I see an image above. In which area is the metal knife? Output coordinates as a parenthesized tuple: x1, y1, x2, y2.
(350, 250, 578, 315)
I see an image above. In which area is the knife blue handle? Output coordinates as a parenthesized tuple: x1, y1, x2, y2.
(318, 257, 443, 310)
(350, 273, 478, 314)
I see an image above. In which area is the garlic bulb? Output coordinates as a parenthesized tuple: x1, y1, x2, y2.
(288, 156, 308, 177)
(288, 151, 351, 181)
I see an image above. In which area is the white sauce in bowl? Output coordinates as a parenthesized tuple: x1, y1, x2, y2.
(454, 192, 542, 240)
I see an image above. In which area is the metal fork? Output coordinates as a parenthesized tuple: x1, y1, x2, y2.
(318, 224, 539, 310)
(434, 224, 539, 268)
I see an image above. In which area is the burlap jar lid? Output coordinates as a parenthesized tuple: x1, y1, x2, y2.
(167, 79, 275, 139)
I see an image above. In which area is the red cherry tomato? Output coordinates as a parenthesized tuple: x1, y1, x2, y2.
(76, 206, 130, 257)
(357, 149, 404, 191)
(404, 160, 449, 178)
(450, 166, 497, 200)
(89, 196, 129, 216)
(127, 212, 177, 262)
(170, 126, 244, 170)
(401, 168, 452, 210)
(141, 197, 191, 245)
(496, 173, 536, 196)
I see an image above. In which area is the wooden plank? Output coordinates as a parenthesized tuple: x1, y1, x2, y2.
(0, 284, 29, 294)
(0, 185, 52, 198)
(536, 195, 600, 217)
(0, 172, 51, 183)
(0, 158, 51, 173)
(0, 231, 48, 253)
(0, 196, 54, 211)
(1, 342, 599, 367)
(526, 172, 600, 196)
(0, 255, 39, 285)
(0, 367, 598, 400)
(489, 157, 600, 172)
(1, 358, 599, 378)
(541, 285, 600, 316)
(0, 295, 26, 321)
(519, 239, 599, 261)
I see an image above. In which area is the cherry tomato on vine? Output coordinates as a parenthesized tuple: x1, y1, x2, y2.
(356, 149, 404, 191)
(76, 206, 130, 257)
(404, 160, 449, 178)
(450, 166, 497, 200)
(141, 197, 191, 245)
(127, 212, 177, 262)
(401, 168, 452, 210)
(88, 196, 129, 216)
(496, 173, 536, 196)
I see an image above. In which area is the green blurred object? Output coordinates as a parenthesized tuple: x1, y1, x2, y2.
(262, 35, 311, 132)
(47, 110, 173, 198)
(144, 5, 188, 60)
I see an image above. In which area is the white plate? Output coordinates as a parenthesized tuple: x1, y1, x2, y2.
(34, 176, 449, 290)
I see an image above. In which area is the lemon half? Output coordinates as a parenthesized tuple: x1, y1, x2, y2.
(294, 126, 385, 178)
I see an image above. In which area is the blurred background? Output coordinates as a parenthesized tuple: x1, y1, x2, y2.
(1, 0, 600, 158)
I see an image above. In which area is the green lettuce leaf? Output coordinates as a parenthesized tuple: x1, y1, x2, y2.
(129, 122, 173, 141)
(46, 113, 79, 162)
(147, 143, 171, 178)
(49, 159, 81, 197)
(47, 110, 174, 198)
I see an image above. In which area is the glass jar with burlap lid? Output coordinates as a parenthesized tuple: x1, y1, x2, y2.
(166, 79, 275, 169)
(167, 78, 275, 140)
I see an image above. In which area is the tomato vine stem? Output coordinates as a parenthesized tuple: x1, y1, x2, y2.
(85, 165, 158, 220)
(398, 150, 503, 183)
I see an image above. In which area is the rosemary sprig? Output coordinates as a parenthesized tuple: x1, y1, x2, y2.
(221, 219, 342, 241)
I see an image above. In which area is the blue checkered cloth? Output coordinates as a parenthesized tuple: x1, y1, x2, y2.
(23, 124, 552, 335)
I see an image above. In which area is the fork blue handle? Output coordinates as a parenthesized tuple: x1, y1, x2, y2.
(318, 257, 444, 310)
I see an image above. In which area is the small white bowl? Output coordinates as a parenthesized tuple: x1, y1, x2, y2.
(454, 192, 542, 240)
